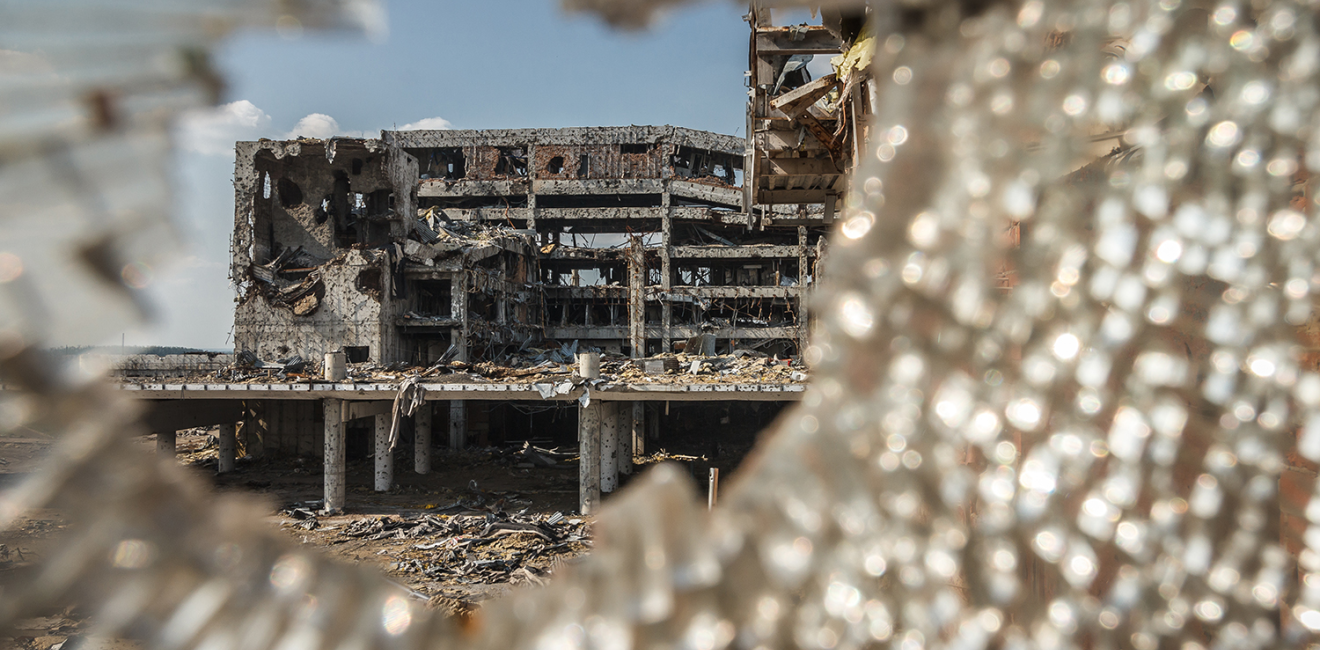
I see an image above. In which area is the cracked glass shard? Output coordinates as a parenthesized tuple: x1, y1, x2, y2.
(3, 0, 1320, 648)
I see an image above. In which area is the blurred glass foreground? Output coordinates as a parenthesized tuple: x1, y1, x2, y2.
(4, 0, 1320, 648)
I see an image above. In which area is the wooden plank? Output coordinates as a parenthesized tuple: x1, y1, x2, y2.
(757, 129, 827, 153)
(796, 112, 842, 160)
(769, 74, 839, 118)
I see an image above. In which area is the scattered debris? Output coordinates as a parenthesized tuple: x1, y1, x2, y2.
(279, 506, 590, 588)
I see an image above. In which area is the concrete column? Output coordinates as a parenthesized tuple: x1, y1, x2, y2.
(600, 402, 619, 493)
(415, 403, 431, 474)
(324, 398, 345, 513)
(798, 225, 810, 356)
(217, 423, 236, 473)
(661, 185, 673, 353)
(626, 401, 644, 474)
(156, 430, 176, 459)
(324, 351, 346, 381)
(579, 401, 602, 515)
(449, 401, 466, 450)
(577, 353, 600, 379)
(628, 238, 645, 358)
(374, 413, 392, 492)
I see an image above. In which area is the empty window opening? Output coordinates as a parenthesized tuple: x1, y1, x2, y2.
(469, 293, 496, 320)
(277, 177, 303, 208)
(262, 172, 271, 199)
(547, 156, 564, 174)
(620, 143, 650, 154)
(410, 336, 452, 366)
(419, 195, 529, 210)
(344, 346, 370, 364)
(537, 193, 661, 209)
(355, 268, 382, 297)
(351, 158, 364, 175)
(494, 147, 528, 177)
(419, 148, 465, 180)
(578, 154, 590, 177)
(415, 280, 452, 317)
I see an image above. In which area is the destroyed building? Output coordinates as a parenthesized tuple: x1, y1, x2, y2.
(150, 3, 880, 513)
(232, 126, 831, 367)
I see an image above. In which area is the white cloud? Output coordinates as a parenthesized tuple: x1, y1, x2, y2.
(177, 101, 453, 157)
(398, 116, 453, 131)
(175, 100, 272, 156)
(284, 113, 350, 140)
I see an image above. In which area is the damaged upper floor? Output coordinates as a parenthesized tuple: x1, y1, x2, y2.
(230, 125, 833, 368)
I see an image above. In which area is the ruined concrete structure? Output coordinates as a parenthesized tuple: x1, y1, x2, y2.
(233, 126, 830, 366)
(206, 3, 875, 511)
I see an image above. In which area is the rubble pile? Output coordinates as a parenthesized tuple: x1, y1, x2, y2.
(116, 345, 809, 386)
(609, 351, 805, 384)
(279, 505, 590, 591)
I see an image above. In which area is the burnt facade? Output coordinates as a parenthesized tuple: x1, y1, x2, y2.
(232, 126, 828, 365)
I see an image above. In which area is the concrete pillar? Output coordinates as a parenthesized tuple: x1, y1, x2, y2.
(630, 404, 646, 465)
(601, 402, 619, 493)
(628, 239, 646, 358)
(625, 402, 643, 474)
(579, 401, 602, 515)
(324, 351, 346, 381)
(324, 398, 345, 513)
(217, 423, 236, 473)
(449, 401, 466, 450)
(415, 403, 431, 474)
(374, 413, 392, 492)
(577, 353, 600, 379)
(156, 430, 176, 459)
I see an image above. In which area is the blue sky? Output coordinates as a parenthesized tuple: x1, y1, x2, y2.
(136, 0, 757, 350)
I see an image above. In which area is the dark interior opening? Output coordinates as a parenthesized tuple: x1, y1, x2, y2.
(537, 193, 661, 209)
(415, 280, 452, 317)
(620, 143, 650, 154)
(351, 158, 364, 175)
(547, 156, 564, 174)
(277, 177, 303, 208)
(405, 335, 453, 365)
(419, 195, 529, 210)
(577, 154, 590, 177)
(469, 292, 496, 321)
(495, 147, 528, 177)
(356, 268, 383, 296)
(419, 148, 466, 180)
(344, 346, 370, 363)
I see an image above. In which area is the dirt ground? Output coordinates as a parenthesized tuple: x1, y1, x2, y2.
(0, 421, 758, 649)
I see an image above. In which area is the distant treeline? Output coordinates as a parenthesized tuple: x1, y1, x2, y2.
(46, 346, 232, 357)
